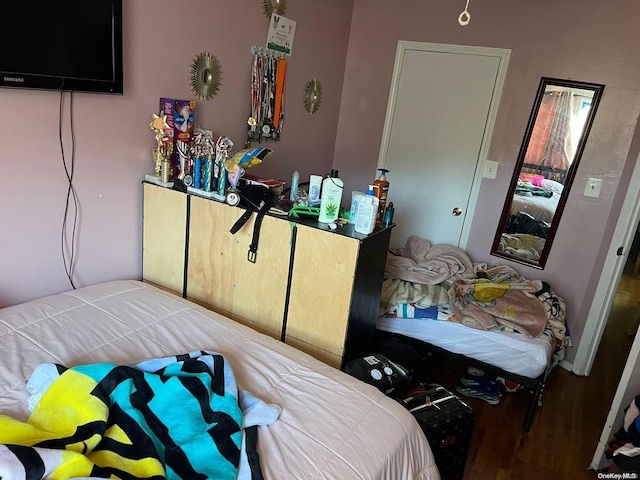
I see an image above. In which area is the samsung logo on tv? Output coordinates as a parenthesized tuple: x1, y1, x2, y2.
(3, 76, 25, 83)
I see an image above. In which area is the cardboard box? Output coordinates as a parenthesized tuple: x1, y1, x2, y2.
(159, 98, 176, 144)
(174, 100, 196, 143)
(159, 98, 196, 178)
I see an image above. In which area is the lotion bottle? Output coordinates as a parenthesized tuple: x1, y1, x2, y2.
(348, 190, 365, 224)
(290, 170, 299, 201)
(373, 168, 390, 227)
(318, 170, 344, 223)
(355, 185, 379, 234)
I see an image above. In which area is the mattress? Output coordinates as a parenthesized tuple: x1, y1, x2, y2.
(0, 280, 438, 480)
(377, 316, 552, 379)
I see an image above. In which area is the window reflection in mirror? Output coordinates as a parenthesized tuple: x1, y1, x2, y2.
(491, 77, 604, 269)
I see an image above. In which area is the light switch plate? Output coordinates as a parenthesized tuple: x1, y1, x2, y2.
(483, 161, 498, 179)
(584, 178, 602, 198)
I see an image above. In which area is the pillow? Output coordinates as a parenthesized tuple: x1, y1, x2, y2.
(542, 179, 564, 195)
(519, 173, 545, 187)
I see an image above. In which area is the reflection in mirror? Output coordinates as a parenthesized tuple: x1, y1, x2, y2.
(491, 77, 604, 269)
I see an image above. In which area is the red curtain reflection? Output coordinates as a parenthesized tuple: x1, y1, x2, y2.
(523, 91, 571, 183)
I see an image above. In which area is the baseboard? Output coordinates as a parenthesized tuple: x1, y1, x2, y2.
(559, 359, 573, 372)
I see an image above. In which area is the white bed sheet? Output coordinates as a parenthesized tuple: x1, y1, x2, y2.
(510, 177, 564, 225)
(0, 280, 438, 480)
(377, 316, 552, 379)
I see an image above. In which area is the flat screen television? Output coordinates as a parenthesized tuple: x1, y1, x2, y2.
(1, 0, 123, 95)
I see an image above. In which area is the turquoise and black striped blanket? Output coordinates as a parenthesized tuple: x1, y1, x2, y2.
(0, 351, 280, 479)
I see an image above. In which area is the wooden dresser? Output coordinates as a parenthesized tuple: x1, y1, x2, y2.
(142, 182, 392, 368)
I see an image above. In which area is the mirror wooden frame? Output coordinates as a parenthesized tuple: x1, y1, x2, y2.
(491, 77, 605, 269)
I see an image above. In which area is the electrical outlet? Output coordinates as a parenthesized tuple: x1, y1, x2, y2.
(483, 161, 498, 179)
(584, 178, 602, 198)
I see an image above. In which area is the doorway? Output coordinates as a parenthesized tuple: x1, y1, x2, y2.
(577, 147, 640, 468)
(573, 147, 640, 377)
(377, 42, 510, 249)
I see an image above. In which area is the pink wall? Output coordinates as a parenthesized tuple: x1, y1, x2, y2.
(0, 0, 353, 307)
(334, 0, 640, 363)
(3, 0, 640, 367)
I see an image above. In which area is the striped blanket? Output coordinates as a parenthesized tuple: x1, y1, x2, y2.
(0, 351, 280, 480)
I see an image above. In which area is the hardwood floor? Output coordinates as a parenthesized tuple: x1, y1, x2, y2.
(408, 262, 640, 479)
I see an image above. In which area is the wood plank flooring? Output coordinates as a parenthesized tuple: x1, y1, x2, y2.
(401, 263, 640, 479)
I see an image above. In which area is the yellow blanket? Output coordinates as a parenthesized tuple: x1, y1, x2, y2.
(0, 352, 246, 479)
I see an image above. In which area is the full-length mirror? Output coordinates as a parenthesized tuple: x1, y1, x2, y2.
(491, 77, 604, 268)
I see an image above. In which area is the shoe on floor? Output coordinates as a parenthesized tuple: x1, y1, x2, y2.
(456, 384, 501, 405)
(496, 376, 524, 393)
(459, 375, 502, 397)
(466, 366, 485, 377)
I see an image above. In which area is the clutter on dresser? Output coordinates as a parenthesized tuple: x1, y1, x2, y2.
(144, 106, 397, 244)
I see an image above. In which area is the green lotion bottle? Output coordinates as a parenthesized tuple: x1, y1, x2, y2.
(318, 169, 344, 223)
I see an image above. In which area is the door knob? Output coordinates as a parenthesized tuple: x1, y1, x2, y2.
(452, 207, 462, 216)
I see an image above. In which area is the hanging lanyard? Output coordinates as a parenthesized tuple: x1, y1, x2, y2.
(273, 58, 286, 131)
(248, 48, 287, 143)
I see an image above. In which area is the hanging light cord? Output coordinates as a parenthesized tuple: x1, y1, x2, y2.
(59, 91, 78, 289)
(459, 0, 471, 26)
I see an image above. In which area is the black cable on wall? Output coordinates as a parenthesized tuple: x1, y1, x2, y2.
(59, 91, 79, 289)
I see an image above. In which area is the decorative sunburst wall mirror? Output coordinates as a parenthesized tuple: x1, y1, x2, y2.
(303, 79, 322, 114)
(262, 0, 287, 19)
(189, 52, 222, 100)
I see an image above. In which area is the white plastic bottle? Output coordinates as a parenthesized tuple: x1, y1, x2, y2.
(348, 191, 365, 224)
(355, 185, 379, 234)
(318, 169, 344, 223)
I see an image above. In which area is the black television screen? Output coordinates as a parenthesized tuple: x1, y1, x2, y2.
(1, 0, 123, 95)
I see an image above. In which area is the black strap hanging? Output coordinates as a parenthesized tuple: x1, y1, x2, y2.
(229, 185, 278, 263)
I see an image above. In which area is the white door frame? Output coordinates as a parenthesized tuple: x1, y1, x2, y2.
(572, 148, 640, 376)
(376, 41, 511, 249)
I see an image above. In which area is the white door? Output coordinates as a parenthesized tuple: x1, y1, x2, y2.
(378, 42, 510, 249)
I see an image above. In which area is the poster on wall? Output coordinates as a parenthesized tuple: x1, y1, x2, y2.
(266, 15, 296, 56)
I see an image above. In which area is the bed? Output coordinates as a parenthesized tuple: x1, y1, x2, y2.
(0, 279, 438, 480)
(377, 237, 569, 432)
(496, 177, 564, 264)
(509, 177, 563, 226)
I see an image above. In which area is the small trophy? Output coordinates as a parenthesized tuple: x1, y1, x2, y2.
(147, 113, 173, 186)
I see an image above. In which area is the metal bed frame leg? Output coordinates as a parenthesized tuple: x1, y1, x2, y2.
(523, 380, 544, 432)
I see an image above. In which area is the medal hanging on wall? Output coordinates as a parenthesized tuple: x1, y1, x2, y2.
(246, 47, 286, 146)
(247, 50, 262, 146)
(261, 55, 274, 140)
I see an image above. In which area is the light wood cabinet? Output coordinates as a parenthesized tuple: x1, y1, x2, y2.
(287, 225, 360, 366)
(142, 183, 187, 295)
(187, 195, 292, 339)
(142, 182, 391, 368)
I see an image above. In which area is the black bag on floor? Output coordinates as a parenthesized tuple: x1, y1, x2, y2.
(396, 384, 474, 480)
(343, 354, 410, 396)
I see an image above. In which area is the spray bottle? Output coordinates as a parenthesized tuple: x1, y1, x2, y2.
(373, 168, 390, 227)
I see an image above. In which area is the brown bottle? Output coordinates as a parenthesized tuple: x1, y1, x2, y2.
(373, 168, 390, 227)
